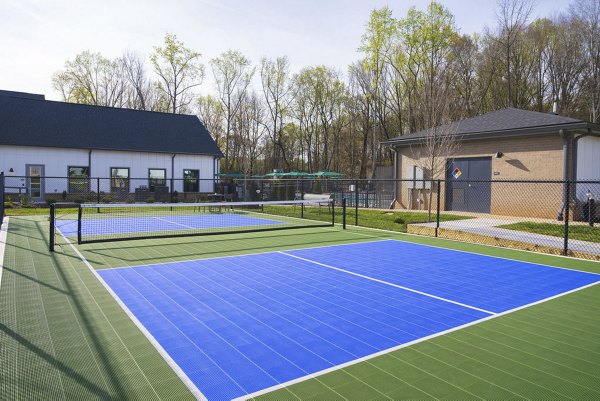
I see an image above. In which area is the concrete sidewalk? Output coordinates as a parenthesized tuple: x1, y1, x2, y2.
(412, 218, 600, 257)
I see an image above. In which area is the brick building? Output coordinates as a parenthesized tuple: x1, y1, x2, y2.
(381, 108, 600, 218)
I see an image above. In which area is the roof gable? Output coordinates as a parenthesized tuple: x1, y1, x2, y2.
(383, 108, 594, 146)
(0, 94, 223, 157)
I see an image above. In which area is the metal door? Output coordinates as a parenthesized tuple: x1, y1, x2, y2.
(446, 157, 491, 213)
(26, 164, 45, 202)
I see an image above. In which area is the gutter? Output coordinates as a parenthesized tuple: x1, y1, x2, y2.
(382, 122, 599, 148)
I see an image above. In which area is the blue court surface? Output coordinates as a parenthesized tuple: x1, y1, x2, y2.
(56, 213, 285, 237)
(97, 240, 600, 400)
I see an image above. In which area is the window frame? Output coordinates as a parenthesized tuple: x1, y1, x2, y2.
(148, 168, 167, 191)
(110, 167, 130, 192)
(67, 165, 90, 193)
(183, 169, 200, 192)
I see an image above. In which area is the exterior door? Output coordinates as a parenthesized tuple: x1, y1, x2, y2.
(446, 157, 492, 213)
(26, 164, 45, 202)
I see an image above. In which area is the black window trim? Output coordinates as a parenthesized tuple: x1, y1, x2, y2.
(110, 167, 130, 192)
(67, 165, 90, 193)
(148, 168, 167, 190)
(183, 168, 200, 192)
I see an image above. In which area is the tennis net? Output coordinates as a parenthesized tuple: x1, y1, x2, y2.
(50, 199, 338, 248)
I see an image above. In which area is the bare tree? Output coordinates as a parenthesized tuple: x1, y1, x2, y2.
(260, 56, 291, 172)
(122, 51, 154, 110)
(494, 0, 534, 107)
(150, 33, 204, 114)
(570, 0, 600, 121)
(210, 50, 255, 171)
(197, 95, 225, 148)
(411, 79, 462, 221)
(52, 51, 127, 107)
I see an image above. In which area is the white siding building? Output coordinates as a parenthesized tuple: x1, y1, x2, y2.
(0, 90, 222, 202)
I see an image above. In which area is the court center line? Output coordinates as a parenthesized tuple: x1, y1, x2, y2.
(152, 216, 197, 230)
(278, 251, 496, 316)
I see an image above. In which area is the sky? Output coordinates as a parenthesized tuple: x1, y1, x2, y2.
(0, 0, 573, 101)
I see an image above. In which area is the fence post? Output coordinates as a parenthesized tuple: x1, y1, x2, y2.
(563, 180, 570, 256)
(342, 198, 347, 229)
(0, 171, 4, 229)
(170, 177, 174, 203)
(354, 179, 359, 226)
(96, 178, 101, 214)
(49, 203, 55, 252)
(77, 205, 82, 245)
(300, 178, 304, 218)
(332, 197, 335, 226)
(435, 179, 441, 237)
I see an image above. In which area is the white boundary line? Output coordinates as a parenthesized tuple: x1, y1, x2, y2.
(233, 278, 600, 401)
(278, 251, 496, 315)
(152, 216, 197, 230)
(56, 228, 206, 401)
(0, 217, 9, 290)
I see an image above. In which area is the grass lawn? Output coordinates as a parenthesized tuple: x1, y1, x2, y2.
(4, 205, 56, 215)
(500, 221, 600, 243)
(264, 205, 471, 232)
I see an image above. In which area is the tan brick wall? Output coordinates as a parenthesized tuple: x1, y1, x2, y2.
(395, 134, 565, 219)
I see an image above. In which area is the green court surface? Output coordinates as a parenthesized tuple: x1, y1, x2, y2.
(1, 215, 600, 400)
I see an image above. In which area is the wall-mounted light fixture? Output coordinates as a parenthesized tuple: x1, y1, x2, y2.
(494, 152, 503, 158)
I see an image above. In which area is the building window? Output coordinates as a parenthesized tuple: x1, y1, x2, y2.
(68, 166, 89, 193)
(111, 167, 130, 192)
(183, 169, 199, 192)
(148, 168, 166, 190)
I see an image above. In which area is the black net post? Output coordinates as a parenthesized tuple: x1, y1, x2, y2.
(77, 205, 83, 245)
(342, 198, 346, 229)
(563, 180, 570, 256)
(354, 179, 359, 226)
(435, 179, 441, 237)
(49, 203, 55, 252)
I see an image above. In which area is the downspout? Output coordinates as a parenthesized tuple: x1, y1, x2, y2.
(392, 147, 398, 209)
(557, 129, 571, 220)
(88, 149, 92, 176)
(171, 154, 176, 201)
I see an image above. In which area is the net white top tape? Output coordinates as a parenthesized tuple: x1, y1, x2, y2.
(79, 199, 333, 209)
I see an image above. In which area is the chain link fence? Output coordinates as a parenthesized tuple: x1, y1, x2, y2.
(3, 175, 600, 260)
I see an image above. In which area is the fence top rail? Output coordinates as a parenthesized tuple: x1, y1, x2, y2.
(4, 175, 600, 185)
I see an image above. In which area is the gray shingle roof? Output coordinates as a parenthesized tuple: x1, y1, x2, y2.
(382, 108, 598, 147)
(0, 92, 223, 157)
